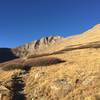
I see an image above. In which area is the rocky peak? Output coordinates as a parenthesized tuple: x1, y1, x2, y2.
(13, 36, 64, 57)
(33, 36, 63, 49)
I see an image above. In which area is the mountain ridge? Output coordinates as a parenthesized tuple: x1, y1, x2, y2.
(0, 24, 100, 100)
(1, 24, 100, 63)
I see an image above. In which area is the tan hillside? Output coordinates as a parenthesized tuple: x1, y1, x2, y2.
(0, 24, 100, 100)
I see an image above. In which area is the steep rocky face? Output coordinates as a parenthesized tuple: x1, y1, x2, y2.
(12, 36, 64, 58)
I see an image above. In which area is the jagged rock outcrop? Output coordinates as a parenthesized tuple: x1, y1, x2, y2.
(12, 36, 63, 58)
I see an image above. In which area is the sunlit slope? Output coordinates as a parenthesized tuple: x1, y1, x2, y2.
(0, 24, 100, 100)
(44, 24, 100, 54)
(64, 24, 100, 45)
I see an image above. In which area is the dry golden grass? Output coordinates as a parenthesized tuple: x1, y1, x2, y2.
(0, 24, 100, 100)
(24, 48, 100, 100)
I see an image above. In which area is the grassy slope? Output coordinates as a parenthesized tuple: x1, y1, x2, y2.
(0, 24, 100, 100)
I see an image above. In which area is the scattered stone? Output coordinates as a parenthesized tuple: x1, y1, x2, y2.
(75, 79, 80, 84)
(50, 79, 72, 97)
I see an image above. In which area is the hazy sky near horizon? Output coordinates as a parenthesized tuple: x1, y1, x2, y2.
(0, 0, 100, 48)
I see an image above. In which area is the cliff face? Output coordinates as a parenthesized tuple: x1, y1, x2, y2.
(12, 36, 64, 57)
(0, 25, 100, 100)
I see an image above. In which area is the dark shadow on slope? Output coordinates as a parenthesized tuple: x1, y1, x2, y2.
(1, 64, 24, 71)
(0, 48, 18, 63)
(52, 41, 100, 54)
(23, 57, 66, 72)
(11, 75, 26, 100)
(1, 57, 65, 71)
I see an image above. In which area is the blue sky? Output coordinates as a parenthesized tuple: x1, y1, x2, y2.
(0, 0, 100, 48)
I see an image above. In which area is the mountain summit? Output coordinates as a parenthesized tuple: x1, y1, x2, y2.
(0, 24, 100, 100)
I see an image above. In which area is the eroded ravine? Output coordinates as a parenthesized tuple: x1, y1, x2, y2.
(10, 73, 26, 100)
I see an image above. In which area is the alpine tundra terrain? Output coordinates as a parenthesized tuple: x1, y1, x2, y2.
(0, 24, 100, 100)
